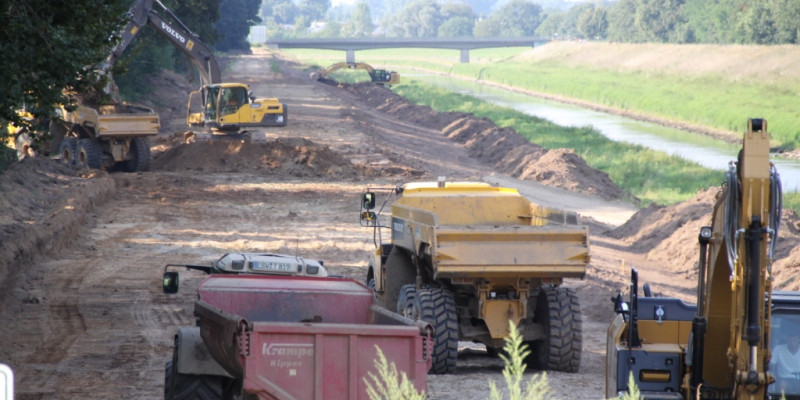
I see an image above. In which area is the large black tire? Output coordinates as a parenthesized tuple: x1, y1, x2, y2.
(383, 247, 416, 311)
(397, 284, 418, 319)
(76, 138, 103, 169)
(125, 137, 151, 172)
(59, 137, 78, 167)
(164, 360, 223, 400)
(418, 286, 458, 374)
(528, 285, 582, 373)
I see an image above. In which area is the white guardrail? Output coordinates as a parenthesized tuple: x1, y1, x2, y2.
(0, 364, 12, 400)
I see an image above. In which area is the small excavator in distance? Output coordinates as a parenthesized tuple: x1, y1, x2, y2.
(111, 0, 287, 142)
(311, 62, 400, 85)
(606, 118, 790, 400)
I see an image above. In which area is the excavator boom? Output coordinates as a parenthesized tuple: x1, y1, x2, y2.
(106, 0, 221, 86)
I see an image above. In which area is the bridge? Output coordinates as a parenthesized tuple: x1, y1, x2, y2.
(265, 37, 548, 63)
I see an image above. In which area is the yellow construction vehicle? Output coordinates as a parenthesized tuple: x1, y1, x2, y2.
(606, 118, 785, 399)
(110, 0, 286, 142)
(360, 179, 589, 374)
(311, 62, 399, 85)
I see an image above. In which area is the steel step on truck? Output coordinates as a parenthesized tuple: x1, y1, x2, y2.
(162, 253, 431, 400)
(360, 179, 590, 374)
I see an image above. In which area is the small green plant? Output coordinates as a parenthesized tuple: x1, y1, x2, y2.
(489, 320, 551, 400)
(364, 345, 426, 400)
(270, 60, 281, 73)
(614, 372, 643, 400)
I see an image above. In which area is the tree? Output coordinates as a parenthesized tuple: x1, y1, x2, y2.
(473, 17, 502, 37)
(216, 0, 262, 52)
(477, 0, 543, 37)
(438, 16, 474, 37)
(1, 0, 129, 137)
(385, 0, 443, 38)
(343, 2, 374, 37)
(299, 0, 331, 22)
(577, 6, 608, 40)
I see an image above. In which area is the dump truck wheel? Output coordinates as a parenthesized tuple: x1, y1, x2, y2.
(397, 284, 418, 320)
(125, 137, 151, 172)
(528, 285, 582, 373)
(164, 360, 223, 400)
(59, 137, 78, 167)
(383, 248, 416, 311)
(418, 286, 458, 374)
(76, 139, 103, 169)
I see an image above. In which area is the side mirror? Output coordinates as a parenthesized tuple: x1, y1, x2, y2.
(163, 271, 179, 294)
(362, 192, 376, 210)
(248, 91, 255, 102)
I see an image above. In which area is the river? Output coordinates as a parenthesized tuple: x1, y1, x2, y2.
(410, 74, 800, 192)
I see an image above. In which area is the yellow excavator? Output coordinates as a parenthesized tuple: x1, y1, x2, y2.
(110, 0, 287, 143)
(606, 118, 787, 399)
(311, 62, 399, 85)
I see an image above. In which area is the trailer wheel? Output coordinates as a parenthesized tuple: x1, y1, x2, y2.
(59, 137, 78, 166)
(397, 284, 418, 319)
(164, 359, 223, 400)
(77, 138, 103, 169)
(125, 137, 151, 172)
(418, 286, 458, 374)
(528, 285, 582, 373)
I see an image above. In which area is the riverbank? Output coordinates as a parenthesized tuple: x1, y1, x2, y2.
(283, 42, 800, 154)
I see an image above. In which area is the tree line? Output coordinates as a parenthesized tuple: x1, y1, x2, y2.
(263, 0, 800, 45)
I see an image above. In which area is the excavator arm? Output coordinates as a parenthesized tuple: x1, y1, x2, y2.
(106, 0, 221, 86)
(691, 118, 782, 399)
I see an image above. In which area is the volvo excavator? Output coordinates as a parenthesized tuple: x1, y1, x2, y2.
(110, 0, 287, 143)
(311, 62, 399, 85)
(606, 118, 793, 400)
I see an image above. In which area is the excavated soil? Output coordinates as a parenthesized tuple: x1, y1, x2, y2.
(1, 51, 799, 399)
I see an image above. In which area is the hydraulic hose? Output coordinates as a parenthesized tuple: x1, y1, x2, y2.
(724, 162, 740, 277)
(769, 166, 783, 262)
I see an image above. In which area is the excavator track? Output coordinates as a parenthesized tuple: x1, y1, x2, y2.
(183, 131, 262, 144)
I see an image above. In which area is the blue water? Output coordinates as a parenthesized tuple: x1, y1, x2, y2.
(410, 74, 800, 192)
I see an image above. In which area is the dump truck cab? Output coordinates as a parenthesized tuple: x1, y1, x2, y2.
(361, 179, 589, 374)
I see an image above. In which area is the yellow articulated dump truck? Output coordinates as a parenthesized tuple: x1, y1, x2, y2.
(360, 179, 590, 374)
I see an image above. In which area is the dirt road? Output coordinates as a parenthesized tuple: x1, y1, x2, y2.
(1, 51, 798, 400)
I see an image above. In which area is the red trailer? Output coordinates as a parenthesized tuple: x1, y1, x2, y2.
(165, 274, 431, 400)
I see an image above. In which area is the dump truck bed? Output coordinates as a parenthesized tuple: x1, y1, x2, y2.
(431, 224, 589, 279)
(194, 275, 430, 400)
(67, 104, 160, 138)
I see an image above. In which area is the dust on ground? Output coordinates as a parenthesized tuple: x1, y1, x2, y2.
(1, 50, 799, 400)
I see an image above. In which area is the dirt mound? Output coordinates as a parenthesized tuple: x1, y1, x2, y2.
(152, 136, 368, 179)
(607, 187, 800, 282)
(345, 82, 631, 201)
(0, 158, 115, 306)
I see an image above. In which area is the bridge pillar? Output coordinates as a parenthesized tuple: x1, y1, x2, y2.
(346, 49, 355, 63)
(460, 49, 469, 63)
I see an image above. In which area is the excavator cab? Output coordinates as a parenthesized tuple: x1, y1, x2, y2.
(187, 83, 287, 134)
